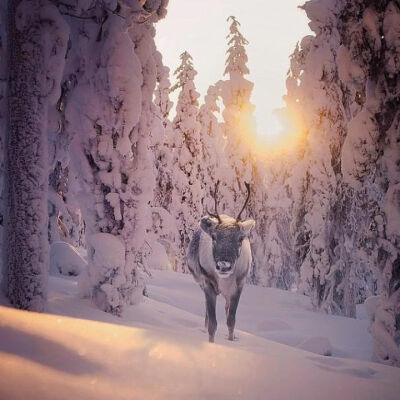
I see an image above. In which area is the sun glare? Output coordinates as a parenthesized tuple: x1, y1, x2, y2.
(250, 105, 306, 158)
(156, 0, 311, 158)
(255, 112, 285, 141)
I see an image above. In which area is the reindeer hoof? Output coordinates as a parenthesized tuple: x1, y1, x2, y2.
(209, 336, 215, 343)
(228, 333, 238, 341)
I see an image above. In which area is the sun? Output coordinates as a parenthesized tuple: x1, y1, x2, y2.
(252, 106, 306, 158)
(255, 112, 285, 141)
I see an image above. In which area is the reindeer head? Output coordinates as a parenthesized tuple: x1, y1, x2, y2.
(200, 181, 255, 278)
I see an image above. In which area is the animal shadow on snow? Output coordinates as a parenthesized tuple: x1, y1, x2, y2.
(307, 355, 378, 379)
(0, 326, 103, 375)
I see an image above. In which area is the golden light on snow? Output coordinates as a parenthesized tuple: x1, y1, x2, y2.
(148, 342, 189, 363)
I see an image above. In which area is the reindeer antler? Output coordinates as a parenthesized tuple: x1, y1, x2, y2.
(236, 182, 251, 221)
(206, 180, 222, 223)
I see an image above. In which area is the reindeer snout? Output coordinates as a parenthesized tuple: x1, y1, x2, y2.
(216, 261, 232, 273)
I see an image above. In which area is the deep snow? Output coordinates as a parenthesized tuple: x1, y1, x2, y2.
(0, 269, 399, 400)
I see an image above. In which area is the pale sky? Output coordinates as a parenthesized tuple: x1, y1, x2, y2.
(155, 0, 311, 138)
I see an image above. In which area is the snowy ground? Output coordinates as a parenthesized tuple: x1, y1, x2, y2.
(1, 269, 399, 399)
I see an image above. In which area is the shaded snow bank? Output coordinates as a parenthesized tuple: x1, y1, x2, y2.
(50, 241, 87, 277)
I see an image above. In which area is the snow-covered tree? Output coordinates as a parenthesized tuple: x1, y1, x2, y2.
(61, 0, 168, 315)
(198, 84, 231, 212)
(2, 0, 69, 311)
(283, 0, 358, 316)
(219, 16, 255, 217)
(152, 50, 174, 212)
(370, 114, 400, 367)
(170, 51, 203, 271)
(250, 156, 296, 289)
(285, 0, 399, 364)
(337, 0, 400, 366)
(154, 51, 173, 128)
(148, 50, 180, 271)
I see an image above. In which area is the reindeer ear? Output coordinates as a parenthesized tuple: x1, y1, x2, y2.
(200, 216, 217, 235)
(240, 219, 255, 236)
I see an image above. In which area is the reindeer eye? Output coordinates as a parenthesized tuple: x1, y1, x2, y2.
(211, 233, 217, 241)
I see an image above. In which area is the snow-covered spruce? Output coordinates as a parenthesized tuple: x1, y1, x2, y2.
(285, 0, 357, 317)
(198, 84, 231, 214)
(217, 16, 261, 281)
(282, 0, 400, 365)
(152, 50, 174, 213)
(149, 50, 180, 271)
(154, 50, 173, 129)
(63, 0, 168, 315)
(3, 0, 69, 311)
(251, 157, 296, 290)
(338, 0, 400, 366)
(219, 15, 255, 213)
(170, 51, 203, 272)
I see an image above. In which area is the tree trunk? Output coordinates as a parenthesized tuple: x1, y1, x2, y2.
(3, 0, 49, 310)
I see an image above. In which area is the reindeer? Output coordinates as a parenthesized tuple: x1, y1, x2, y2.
(187, 181, 255, 342)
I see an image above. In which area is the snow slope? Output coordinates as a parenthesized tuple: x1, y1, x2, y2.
(147, 270, 372, 360)
(1, 270, 399, 400)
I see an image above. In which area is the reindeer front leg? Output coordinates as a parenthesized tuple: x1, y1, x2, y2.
(227, 287, 243, 341)
(204, 283, 217, 343)
(225, 298, 230, 318)
(204, 308, 209, 330)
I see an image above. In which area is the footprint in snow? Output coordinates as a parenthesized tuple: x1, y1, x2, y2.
(225, 335, 239, 341)
(341, 367, 377, 379)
